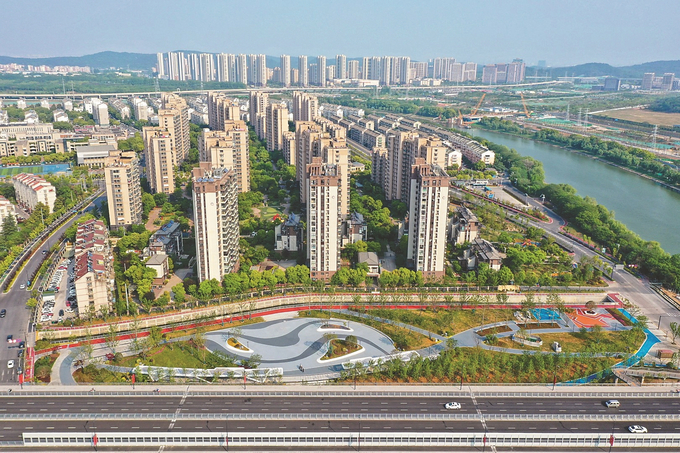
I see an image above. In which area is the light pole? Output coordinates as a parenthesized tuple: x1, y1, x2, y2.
(658, 315, 665, 330)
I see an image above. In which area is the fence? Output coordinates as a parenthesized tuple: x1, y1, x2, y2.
(21, 431, 680, 449)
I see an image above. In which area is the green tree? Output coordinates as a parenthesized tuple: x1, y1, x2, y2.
(25, 298, 38, 309)
(172, 283, 186, 304)
(148, 326, 163, 349)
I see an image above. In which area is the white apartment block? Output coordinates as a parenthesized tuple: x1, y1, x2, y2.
(266, 103, 289, 152)
(192, 163, 240, 283)
(0, 195, 16, 229)
(104, 150, 142, 227)
(12, 173, 56, 213)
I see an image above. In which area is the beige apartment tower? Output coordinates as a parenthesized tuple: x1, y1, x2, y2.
(192, 163, 240, 283)
(143, 127, 175, 194)
(104, 150, 142, 227)
(407, 159, 449, 280)
(307, 158, 341, 281)
(197, 121, 250, 192)
(249, 91, 269, 140)
(266, 103, 289, 152)
(159, 93, 190, 163)
(207, 92, 240, 130)
(292, 91, 318, 122)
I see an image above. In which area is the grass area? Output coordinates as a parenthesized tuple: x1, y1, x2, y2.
(162, 316, 264, 341)
(300, 310, 437, 351)
(73, 364, 140, 384)
(33, 353, 59, 383)
(118, 343, 206, 369)
(258, 206, 284, 221)
(517, 322, 561, 330)
(600, 108, 680, 128)
(606, 308, 635, 327)
(351, 307, 516, 336)
(346, 347, 619, 384)
(321, 339, 362, 361)
(488, 329, 645, 354)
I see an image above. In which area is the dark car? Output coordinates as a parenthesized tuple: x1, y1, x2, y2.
(17, 349, 23, 358)
(58, 309, 64, 317)
(0, 309, 5, 318)
(18, 341, 25, 349)
(6, 335, 12, 342)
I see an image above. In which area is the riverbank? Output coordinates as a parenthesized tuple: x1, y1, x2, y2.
(474, 119, 680, 194)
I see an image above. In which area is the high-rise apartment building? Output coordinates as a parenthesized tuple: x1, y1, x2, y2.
(159, 93, 190, 163)
(307, 157, 341, 281)
(236, 54, 248, 85)
(216, 53, 237, 82)
(336, 54, 347, 79)
(662, 73, 675, 91)
(482, 65, 498, 84)
(93, 103, 109, 127)
(249, 91, 269, 140)
(167, 51, 187, 81)
(104, 150, 142, 227)
(347, 60, 359, 79)
(143, 127, 175, 194)
(282, 131, 296, 166)
(280, 55, 291, 87)
(361, 57, 370, 79)
(298, 55, 308, 87)
(207, 92, 240, 130)
(199, 53, 215, 82)
(192, 163, 240, 283)
(406, 159, 449, 280)
(197, 121, 250, 193)
(381, 132, 447, 203)
(411, 61, 428, 79)
(641, 72, 655, 90)
(317, 55, 327, 87)
(506, 59, 526, 84)
(463, 62, 477, 81)
(292, 91, 318, 122)
(380, 56, 393, 86)
(266, 102, 289, 152)
(156, 53, 166, 78)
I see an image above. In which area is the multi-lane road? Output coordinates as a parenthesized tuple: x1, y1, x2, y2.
(1, 391, 679, 449)
(0, 192, 105, 383)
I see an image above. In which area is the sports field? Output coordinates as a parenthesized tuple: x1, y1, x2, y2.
(599, 108, 680, 127)
(0, 165, 42, 176)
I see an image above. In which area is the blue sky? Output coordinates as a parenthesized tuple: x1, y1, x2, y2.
(3, 0, 678, 66)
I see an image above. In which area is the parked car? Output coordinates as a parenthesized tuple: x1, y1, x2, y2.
(0, 309, 5, 318)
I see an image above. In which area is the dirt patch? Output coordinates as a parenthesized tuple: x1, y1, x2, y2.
(600, 108, 680, 128)
(145, 207, 162, 232)
(476, 325, 512, 337)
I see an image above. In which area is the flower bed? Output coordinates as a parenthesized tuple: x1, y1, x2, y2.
(512, 333, 543, 347)
(227, 337, 249, 351)
(475, 324, 512, 337)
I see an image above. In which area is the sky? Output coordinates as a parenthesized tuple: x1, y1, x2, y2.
(2, 0, 678, 67)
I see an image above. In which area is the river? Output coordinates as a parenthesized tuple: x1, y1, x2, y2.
(470, 128, 680, 255)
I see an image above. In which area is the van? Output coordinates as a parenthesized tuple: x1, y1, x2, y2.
(605, 400, 620, 408)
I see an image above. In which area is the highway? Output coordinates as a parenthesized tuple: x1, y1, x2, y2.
(0, 191, 105, 384)
(1, 395, 679, 416)
(0, 391, 678, 450)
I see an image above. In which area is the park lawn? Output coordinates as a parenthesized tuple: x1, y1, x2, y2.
(488, 329, 645, 354)
(162, 316, 264, 341)
(259, 206, 283, 221)
(118, 343, 205, 369)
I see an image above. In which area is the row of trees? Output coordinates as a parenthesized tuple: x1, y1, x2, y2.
(480, 123, 680, 290)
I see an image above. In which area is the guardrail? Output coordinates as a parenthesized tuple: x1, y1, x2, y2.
(4, 413, 680, 422)
(21, 431, 680, 449)
(7, 390, 680, 398)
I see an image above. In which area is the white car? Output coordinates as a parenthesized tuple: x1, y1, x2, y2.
(7, 360, 14, 369)
(19, 285, 25, 289)
(628, 425, 648, 433)
(445, 402, 461, 410)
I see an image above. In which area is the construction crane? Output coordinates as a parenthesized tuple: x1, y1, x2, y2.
(520, 92, 531, 118)
(470, 92, 487, 116)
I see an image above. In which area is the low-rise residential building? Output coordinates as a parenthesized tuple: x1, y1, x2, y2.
(73, 219, 114, 318)
(446, 149, 462, 168)
(449, 206, 480, 245)
(12, 173, 56, 213)
(463, 237, 505, 271)
(146, 253, 169, 280)
(341, 212, 367, 247)
(149, 221, 183, 256)
(0, 195, 16, 228)
(76, 143, 117, 168)
(358, 251, 381, 277)
(53, 109, 69, 123)
(274, 213, 303, 252)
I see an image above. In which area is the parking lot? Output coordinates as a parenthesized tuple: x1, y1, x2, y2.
(41, 257, 78, 325)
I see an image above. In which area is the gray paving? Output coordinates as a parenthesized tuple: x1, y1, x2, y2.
(205, 318, 395, 376)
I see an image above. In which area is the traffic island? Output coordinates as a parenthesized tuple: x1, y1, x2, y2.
(318, 339, 365, 363)
(225, 337, 253, 354)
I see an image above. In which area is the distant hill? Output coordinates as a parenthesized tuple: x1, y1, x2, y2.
(0, 51, 156, 70)
(543, 60, 680, 79)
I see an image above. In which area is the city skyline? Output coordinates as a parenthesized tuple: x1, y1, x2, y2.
(1, 0, 678, 67)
